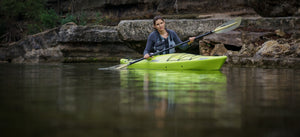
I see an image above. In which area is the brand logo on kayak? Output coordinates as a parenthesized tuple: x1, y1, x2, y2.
(151, 60, 159, 62)
(199, 58, 208, 60)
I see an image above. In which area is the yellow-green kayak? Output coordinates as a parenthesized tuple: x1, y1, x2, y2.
(120, 53, 227, 70)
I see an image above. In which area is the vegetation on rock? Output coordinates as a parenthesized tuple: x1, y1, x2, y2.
(0, 0, 107, 44)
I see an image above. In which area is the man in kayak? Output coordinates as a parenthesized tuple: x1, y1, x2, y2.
(143, 16, 196, 59)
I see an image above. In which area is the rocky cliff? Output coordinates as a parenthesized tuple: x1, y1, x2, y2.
(1, 17, 299, 68)
(1, 1, 300, 68)
(47, 0, 300, 23)
(47, 0, 257, 26)
(0, 23, 141, 63)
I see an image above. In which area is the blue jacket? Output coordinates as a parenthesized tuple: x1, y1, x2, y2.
(143, 29, 189, 55)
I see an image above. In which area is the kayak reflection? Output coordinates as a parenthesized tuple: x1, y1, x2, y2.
(120, 69, 227, 104)
(119, 69, 240, 129)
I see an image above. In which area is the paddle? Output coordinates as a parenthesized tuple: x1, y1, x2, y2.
(116, 17, 242, 69)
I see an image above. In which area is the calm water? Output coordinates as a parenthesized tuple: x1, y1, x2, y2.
(1, 63, 300, 137)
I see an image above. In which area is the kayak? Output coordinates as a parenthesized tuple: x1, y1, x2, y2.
(120, 53, 227, 70)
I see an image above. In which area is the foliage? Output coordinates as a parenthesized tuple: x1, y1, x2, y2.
(76, 11, 88, 26)
(94, 12, 112, 25)
(27, 24, 42, 35)
(25, 9, 60, 35)
(0, 0, 109, 43)
(24, 0, 47, 20)
(0, 0, 25, 20)
(0, 0, 48, 41)
(0, 0, 46, 21)
(40, 9, 60, 29)
(61, 12, 88, 26)
(61, 13, 77, 25)
(95, 12, 105, 25)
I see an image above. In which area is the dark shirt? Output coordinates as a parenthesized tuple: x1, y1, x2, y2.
(143, 29, 189, 55)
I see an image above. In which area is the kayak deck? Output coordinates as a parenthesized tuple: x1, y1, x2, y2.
(120, 53, 227, 70)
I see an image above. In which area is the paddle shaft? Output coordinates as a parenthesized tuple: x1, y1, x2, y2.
(128, 31, 213, 66)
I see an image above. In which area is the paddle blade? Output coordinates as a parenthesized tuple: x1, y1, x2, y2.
(213, 17, 241, 34)
(98, 64, 128, 70)
(115, 64, 128, 69)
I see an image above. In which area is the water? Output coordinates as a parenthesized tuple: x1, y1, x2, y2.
(1, 63, 300, 137)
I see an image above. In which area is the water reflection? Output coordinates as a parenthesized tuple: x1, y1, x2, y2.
(120, 69, 227, 103)
(1, 64, 300, 137)
(119, 69, 241, 130)
(223, 67, 300, 137)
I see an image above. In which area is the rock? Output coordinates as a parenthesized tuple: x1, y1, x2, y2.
(118, 18, 227, 53)
(199, 40, 213, 56)
(59, 42, 140, 63)
(293, 42, 300, 57)
(204, 31, 242, 47)
(47, 0, 253, 22)
(239, 43, 257, 57)
(204, 31, 270, 48)
(18, 47, 63, 63)
(247, 0, 300, 17)
(210, 44, 228, 56)
(1, 17, 300, 66)
(226, 51, 240, 56)
(199, 41, 228, 56)
(291, 32, 300, 40)
(58, 23, 122, 43)
(275, 29, 286, 37)
(240, 17, 300, 34)
(57, 23, 141, 62)
(117, 20, 153, 42)
(1, 23, 141, 63)
(5, 28, 61, 63)
(255, 40, 291, 58)
(118, 17, 300, 52)
(118, 19, 226, 41)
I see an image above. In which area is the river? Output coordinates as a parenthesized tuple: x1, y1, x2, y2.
(0, 63, 300, 137)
